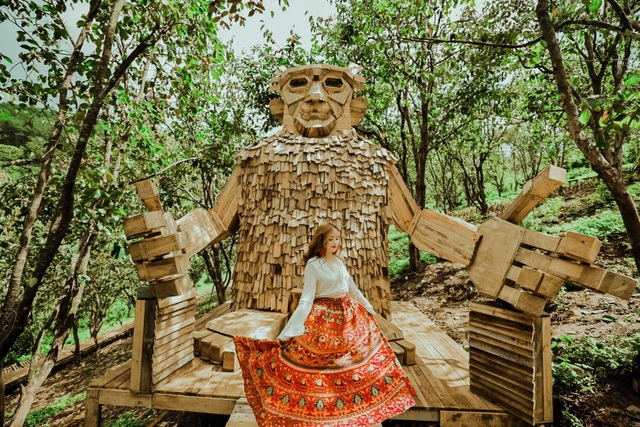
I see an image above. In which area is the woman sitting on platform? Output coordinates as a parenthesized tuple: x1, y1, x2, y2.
(234, 223, 415, 427)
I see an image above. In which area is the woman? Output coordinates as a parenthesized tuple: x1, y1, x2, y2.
(233, 223, 415, 427)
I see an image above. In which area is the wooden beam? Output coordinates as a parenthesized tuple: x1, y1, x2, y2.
(408, 209, 481, 266)
(130, 292, 155, 393)
(84, 389, 102, 427)
(500, 165, 566, 225)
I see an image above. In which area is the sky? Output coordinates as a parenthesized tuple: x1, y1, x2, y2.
(218, 0, 334, 53)
(0, 1, 334, 71)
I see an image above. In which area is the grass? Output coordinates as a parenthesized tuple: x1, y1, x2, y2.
(23, 392, 86, 427)
(388, 226, 436, 279)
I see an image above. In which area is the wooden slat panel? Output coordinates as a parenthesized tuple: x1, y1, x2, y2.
(469, 301, 552, 425)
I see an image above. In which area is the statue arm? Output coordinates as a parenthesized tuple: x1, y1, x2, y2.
(388, 164, 636, 316)
(388, 164, 481, 266)
(176, 165, 242, 257)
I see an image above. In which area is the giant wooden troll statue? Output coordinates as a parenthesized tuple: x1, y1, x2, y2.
(125, 64, 635, 320)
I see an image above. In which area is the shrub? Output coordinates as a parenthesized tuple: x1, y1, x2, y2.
(552, 334, 639, 397)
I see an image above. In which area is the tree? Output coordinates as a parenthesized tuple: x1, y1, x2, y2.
(0, 1, 271, 424)
(535, 0, 640, 272)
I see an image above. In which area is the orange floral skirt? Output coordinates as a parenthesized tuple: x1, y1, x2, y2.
(233, 296, 415, 427)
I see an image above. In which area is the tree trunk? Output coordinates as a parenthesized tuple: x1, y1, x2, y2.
(0, 361, 5, 427)
(0, 1, 102, 360)
(9, 226, 96, 426)
(536, 0, 640, 273)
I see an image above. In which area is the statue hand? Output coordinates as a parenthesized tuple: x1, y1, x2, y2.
(466, 217, 636, 316)
(123, 180, 192, 298)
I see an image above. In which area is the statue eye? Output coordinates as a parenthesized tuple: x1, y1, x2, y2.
(289, 78, 308, 89)
(324, 78, 344, 88)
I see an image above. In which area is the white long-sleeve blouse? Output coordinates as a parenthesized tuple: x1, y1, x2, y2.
(277, 256, 376, 340)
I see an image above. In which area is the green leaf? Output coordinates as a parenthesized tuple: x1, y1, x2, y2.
(579, 109, 590, 125)
(588, 0, 602, 12)
(624, 75, 638, 86)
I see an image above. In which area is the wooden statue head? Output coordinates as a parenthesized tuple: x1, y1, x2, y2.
(269, 64, 367, 138)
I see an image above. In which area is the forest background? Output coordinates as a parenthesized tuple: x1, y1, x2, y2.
(0, 0, 639, 426)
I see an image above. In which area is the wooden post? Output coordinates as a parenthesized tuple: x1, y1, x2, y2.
(84, 389, 102, 427)
(130, 287, 155, 393)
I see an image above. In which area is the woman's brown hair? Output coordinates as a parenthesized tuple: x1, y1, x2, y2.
(303, 223, 340, 265)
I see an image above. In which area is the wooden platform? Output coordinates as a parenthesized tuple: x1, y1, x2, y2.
(85, 301, 521, 426)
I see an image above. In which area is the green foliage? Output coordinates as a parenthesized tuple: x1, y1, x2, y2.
(565, 166, 597, 182)
(546, 210, 626, 240)
(23, 392, 86, 427)
(552, 334, 640, 396)
(104, 411, 148, 427)
(520, 196, 565, 230)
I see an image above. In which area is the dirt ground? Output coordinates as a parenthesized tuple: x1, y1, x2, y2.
(5, 239, 640, 426)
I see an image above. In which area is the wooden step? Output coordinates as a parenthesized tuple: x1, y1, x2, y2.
(224, 398, 382, 426)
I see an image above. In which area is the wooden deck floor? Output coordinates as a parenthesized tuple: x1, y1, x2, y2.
(85, 301, 518, 426)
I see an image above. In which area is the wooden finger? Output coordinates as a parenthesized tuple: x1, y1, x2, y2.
(149, 274, 193, 299)
(134, 179, 163, 212)
(135, 255, 190, 282)
(500, 165, 566, 225)
(498, 285, 547, 317)
(557, 231, 601, 264)
(506, 265, 563, 300)
(515, 247, 636, 299)
(123, 211, 166, 239)
(129, 232, 187, 262)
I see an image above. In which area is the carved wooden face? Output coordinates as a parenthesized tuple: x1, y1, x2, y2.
(280, 67, 354, 137)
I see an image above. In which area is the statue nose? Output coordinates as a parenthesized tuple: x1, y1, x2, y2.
(307, 81, 326, 101)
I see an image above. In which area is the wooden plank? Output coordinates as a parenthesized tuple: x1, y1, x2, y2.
(194, 330, 212, 356)
(134, 179, 163, 212)
(155, 316, 195, 341)
(153, 335, 194, 363)
(395, 339, 416, 365)
(98, 389, 152, 408)
(129, 232, 186, 262)
(155, 308, 196, 333)
(91, 361, 132, 388)
(157, 288, 197, 310)
(521, 229, 560, 252)
(157, 358, 206, 394)
(499, 165, 566, 225)
(536, 316, 553, 423)
(152, 350, 194, 385)
(135, 255, 190, 282)
(469, 348, 535, 383)
(441, 410, 524, 427)
(374, 314, 404, 341)
(84, 389, 102, 427)
(206, 309, 287, 340)
(222, 351, 239, 372)
(466, 218, 525, 298)
(152, 393, 237, 415)
(408, 209, 480, 266)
